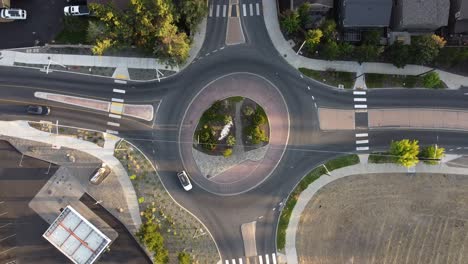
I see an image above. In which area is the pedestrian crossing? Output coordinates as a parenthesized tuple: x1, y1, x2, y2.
(209, 1, 262, 18)
(353, 90, 370, 151)
(223, 253, 277, 264)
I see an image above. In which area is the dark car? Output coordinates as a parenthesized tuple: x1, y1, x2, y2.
(26, 105, 50, 115)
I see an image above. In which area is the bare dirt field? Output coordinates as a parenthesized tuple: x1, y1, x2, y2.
(296, 173, 468, 264)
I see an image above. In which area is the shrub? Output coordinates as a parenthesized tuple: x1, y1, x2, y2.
(423, 72, 442, 88)
(178, 252, 192, 264)
(224, 115, 233, 124)
(138, 197, 145, 204)
(130, 174, 137, 180)
(281, 10, 300, 34)
(305, 29, 323, 53)
(420, 144, 445, 165)
(226, 135, 236, 147)
(223, 148, 233, 157)
(246, 126, 268, 144)
(243, 106, 255, 116)
(390, 139, 420, 168)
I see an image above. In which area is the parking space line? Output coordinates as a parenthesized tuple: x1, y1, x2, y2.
(0, 246, 17, 255)
(107, 122, 120, 127)
(0, 234, 16, 242)
(113, 88, 126, 94)
(112, 98, 124, 103)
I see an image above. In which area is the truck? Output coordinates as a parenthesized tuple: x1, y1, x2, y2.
(63, 5, 90, 16)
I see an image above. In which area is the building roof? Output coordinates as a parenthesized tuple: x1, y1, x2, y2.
(397, 0, 450, 30)
(43, 206, 112, 264)
(341, 0, 393, 27)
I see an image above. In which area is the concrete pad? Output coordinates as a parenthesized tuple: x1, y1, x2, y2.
(241, 221, 257, 257)
(122, 104, 154, 121)
(369, 109, 468, 131)
(226, 17, 245, 45)
(318, 108, 355, 130)
(112, 66, 130, 80)
(35, 91, 110, 112)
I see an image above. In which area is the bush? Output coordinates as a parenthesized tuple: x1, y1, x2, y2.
(136, 212, 169, 264)
(246, 125, 268, 144)
(420, 145, 445, 165)
(223, 148, 233, 157)
(281, 10, 300, 34)
(243, 106, 255, 116)
(226, 135, 236, 147)
(138, 197, 145, 204)
(305, 29, 323, 53)
(423, 72, 442, 88)
(390, 139, 420, 168)
(224, 115, 233, 124)
(178, 252, 192, 264)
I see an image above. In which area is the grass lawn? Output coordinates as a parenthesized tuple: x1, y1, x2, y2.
(368, 152, 395, 164)
(277, 154, 360, 250)
(365, 73, 446, 89)
(299, 68, 355, 89)
(54, 17, 90, 44)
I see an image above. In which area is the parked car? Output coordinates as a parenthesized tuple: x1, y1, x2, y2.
(26, 105, 50, 115)
(177, 171, 193, 191)
(0, 8, 27, 20)
(89, 164, 111, 185)
(64, 5, 90, 16)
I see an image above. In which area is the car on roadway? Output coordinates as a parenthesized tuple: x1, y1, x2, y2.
(90, 164, 111, 185)
(26, 105, 50, 115)
(0, 8, 27, 20)
(64, 5, 90, 16)
(177, 171, 192, 191)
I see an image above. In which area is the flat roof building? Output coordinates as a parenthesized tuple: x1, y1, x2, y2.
(43, 206, 112, 264)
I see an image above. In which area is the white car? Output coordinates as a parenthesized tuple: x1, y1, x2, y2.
(177, 171, 193, 191)
(0, 8, 27, 20)
(64, 5, 90, 16)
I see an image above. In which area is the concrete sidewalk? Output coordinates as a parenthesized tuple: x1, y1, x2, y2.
(262, 0, 468, 89)
(285, 154, 466, 264)
(0, 120, 142, 230)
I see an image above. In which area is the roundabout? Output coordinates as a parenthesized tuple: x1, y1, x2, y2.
(179, 72, 290, 195)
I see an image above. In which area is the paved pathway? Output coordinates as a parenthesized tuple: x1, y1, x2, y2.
(285, 154, 465, 264)
(262, 0, 468, 89)
(0, 120, 142, 230)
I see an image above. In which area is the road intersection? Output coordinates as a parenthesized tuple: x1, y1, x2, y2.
(1, 2, 468, 263)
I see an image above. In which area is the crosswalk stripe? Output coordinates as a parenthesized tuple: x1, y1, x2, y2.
(353, 91, 366, 95)
(109, 113, 121, 119)
(256, 3, 260, 15)
(259, 255, 263, 264)
(239, 258, 243, 264)
(356, 140, 369, 144)
(354, 104, 367, 109)
(225, 260, 229, 264)
(231, 259, 236, 264)
(272, 253, 277, 264)
(209, 4, 213, 17)
(250, 3, 253, 16)
(216, 5, 220, 17)
(243, 4, 247, 16)
(356, 133, 368, 137)
(112, 88, 125, 94)
(354, 98, 367, 102)
(106, 129, 118, 135)
(223, 5, 227, 17)
(112, 98, 124, 103)
(265, 254, 270, 264)
(107, 121, 120, 127)
(356, 146, 369, 151)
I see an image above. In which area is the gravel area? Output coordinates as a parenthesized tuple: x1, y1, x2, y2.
(114, 140, 219, 263)
(28, 122, 105, 147)
(128, 68, 176, 80)
(296, 173, 468, 264)
(14, 62, 115, 77)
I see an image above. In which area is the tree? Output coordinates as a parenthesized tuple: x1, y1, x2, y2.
(305, 29, 323, 52)
(253, 109, 267, 125)
(431, 34, 446, 48)
(322, 41, 340, 60)
(389, 139, 420, 168)
(385, 41, 411, 68)
(363, 30, 381, 45)
(338, 42, 355, 58)
(420, 145, 445, 165)
(92, 39, 115, 55)
(281, 10, 300, 34)
(224, 115, 233, 124)
(246, 125, 268, 144)
(353, 44, 383, 63)
(320, 19, 337, 41)
(178, 0, 207, 34)
(410, 35, 441, 65)
(178, 252, 192, 264)
(423, 72, 442, 88)
(136, 217, 169, 264)
(298, 3, 311, 28)
(243, 106, 255, 116)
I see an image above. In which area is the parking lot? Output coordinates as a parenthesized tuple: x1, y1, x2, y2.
(0, 0, 70, 48)
(0, 140, 68, 264)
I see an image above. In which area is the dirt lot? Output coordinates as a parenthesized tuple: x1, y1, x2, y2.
(296, 173, 468, 264)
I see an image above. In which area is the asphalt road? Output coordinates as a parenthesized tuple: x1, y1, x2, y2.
(1, 4, 468, 263)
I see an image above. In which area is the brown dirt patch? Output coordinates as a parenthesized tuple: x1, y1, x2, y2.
(296, 173, 468, 264)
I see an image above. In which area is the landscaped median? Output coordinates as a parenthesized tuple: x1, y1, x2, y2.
(114, 139, 219, 263)
(299, 67, 355, 88)
(276, 154, 360, 251)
